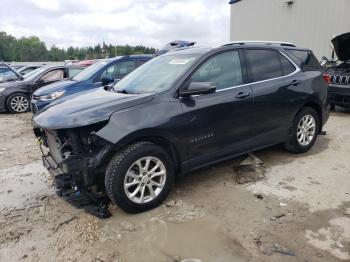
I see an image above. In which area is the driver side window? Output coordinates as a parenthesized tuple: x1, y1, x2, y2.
(100, 64, 115, 80)
(190, 51, 243, 90)
(39, 69, 64, 82)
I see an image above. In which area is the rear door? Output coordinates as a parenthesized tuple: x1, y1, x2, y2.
(245, 48, 307, 145)
(180, 50, 255, 166)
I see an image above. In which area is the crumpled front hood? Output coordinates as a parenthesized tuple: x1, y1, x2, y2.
(332, 32, 350, 61)
(33, 80, 78, 96)
(33, 88, 155, 129)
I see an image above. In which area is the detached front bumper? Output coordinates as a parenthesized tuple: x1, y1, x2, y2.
(41, 152, 84, 192)
(41, 150, 112, 218)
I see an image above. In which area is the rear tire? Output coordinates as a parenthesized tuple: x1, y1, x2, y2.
(285, 107, 320, 154)
(6, 93, 30, 113)
(105, 142, 175, 213)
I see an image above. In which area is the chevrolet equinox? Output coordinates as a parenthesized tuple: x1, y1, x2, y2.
(33, 42, 330, 215)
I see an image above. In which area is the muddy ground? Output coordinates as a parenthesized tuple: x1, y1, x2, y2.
(0, 110, 350, 262)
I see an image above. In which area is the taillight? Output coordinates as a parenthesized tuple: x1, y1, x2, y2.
(323, 74, 331, 85)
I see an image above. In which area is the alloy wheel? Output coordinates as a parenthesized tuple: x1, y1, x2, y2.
(124, 156, 167, 204)
(297, 114, 316, 146)
(10, 95, 29, 113)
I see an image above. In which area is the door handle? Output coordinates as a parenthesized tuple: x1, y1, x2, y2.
(235, 92, 251, 99)
(291, 80, 301, 86)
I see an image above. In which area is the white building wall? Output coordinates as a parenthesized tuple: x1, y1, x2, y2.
(230, 0, 350, 59)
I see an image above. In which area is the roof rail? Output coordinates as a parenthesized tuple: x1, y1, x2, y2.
(221, 41, 296, 47)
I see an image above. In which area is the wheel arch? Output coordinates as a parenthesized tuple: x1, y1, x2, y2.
(297, 101, 323, 133)
(99, 129, 184, 175)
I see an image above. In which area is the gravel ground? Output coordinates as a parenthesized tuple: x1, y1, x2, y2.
(0, 110, 349, 262)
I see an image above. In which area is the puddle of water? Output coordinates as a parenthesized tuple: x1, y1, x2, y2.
(101, 204, 247, 262)
(0, 162, 52, 210)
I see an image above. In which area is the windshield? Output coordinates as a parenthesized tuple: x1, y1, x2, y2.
(113, 54, 200, 94)
(72, 59, 115, 82)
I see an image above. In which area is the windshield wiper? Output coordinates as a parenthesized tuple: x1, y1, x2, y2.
(115, 89, 129, 94)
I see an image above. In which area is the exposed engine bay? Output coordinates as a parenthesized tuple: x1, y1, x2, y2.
(33, 122, 114, 218)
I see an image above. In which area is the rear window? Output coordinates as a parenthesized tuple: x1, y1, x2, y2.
(246, 49, 283, 82)
(286, 50, 321, 71)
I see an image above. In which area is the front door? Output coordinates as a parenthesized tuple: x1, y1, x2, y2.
(34, 68, 65, 91)
(180, 50, 255, 166)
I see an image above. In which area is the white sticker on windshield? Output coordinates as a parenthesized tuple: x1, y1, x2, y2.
(169, 59, 191, 65)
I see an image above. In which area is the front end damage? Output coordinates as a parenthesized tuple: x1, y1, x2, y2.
(33, 122, 113, 218)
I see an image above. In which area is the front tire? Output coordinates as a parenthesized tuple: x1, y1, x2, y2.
(105, 142, 175, 213)
(285, 107, 320, 153)
(6, 93, 30, 113)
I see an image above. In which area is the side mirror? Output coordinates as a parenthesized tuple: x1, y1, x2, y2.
(36, 78, 45, 84)
(101, 76, 114, 85)
(179, 82, 216, 97)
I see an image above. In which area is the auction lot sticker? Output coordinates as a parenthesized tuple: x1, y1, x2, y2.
(169, 59, 192, 65)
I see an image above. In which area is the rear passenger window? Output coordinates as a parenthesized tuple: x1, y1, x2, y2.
(280, 54, 296, 75)
(246, 49, 283, 82)
(190, 51, 243, 90)
(100, 64, 115, 80)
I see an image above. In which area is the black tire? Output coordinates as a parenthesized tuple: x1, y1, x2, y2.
(105, 142, 175, 213)
(6, 93, 30, 113)
(284, 107, 320, 154)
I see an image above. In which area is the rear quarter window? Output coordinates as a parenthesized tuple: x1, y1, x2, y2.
(279, 53, 296, 75)
(286, 50, 321, 71)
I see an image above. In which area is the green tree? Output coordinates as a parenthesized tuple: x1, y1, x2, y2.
(48, 45, 66, 61)
(0, 31, 157, 62)
(0, 31, 17, 61)
(15, 36, 48, 61)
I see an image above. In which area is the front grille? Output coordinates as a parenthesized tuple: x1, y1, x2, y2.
(31, 103, 38, 114)
(330, 74, 350, 86)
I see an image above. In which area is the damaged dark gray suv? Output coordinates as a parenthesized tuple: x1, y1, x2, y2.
(33, 42, 329, 216)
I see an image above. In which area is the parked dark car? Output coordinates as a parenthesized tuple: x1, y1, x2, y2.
(17, 65, 43, 76)
(31, 55, 153, 113)
(33, 42, 329, 216)
(325, 32, 350, 109)
(0, 62, 23, 83)
(0, 65, 85, 113)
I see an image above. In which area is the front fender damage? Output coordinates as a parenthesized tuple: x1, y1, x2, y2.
(33, 122, 115, 218)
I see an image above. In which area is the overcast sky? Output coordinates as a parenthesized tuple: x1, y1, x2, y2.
(0, 0, 230, 49)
